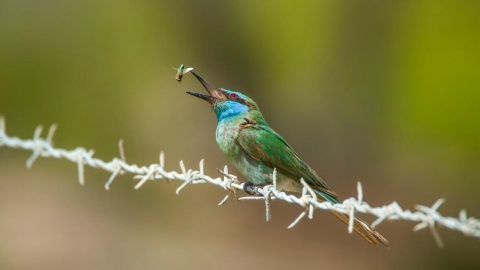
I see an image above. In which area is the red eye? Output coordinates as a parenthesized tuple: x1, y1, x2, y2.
(229, 93, 239, 99)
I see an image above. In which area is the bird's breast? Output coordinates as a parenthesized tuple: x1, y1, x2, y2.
(215, 121, 239, 155)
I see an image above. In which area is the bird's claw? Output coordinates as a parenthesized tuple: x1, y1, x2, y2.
(243, 182, 256, 195)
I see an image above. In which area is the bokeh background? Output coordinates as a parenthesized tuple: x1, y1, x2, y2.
(1, 0, 479, 269)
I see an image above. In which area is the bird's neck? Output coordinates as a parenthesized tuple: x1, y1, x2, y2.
(215, 102, 249, 122)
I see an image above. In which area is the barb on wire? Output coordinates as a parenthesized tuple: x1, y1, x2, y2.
(0, 116, 479, 245)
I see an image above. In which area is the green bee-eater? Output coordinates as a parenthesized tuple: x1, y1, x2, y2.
(186, 71, 388, 246)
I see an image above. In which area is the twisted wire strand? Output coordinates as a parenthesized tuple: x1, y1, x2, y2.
(0, 117, 479, 246)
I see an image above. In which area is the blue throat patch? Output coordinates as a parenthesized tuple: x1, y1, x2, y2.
(215, 101, 249, 122)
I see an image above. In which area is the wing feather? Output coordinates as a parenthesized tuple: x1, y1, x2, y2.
(237, 122, 338, 200)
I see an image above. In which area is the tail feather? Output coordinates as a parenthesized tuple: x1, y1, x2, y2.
(313, 189, 388, 246)
(330, 211, 388, 246)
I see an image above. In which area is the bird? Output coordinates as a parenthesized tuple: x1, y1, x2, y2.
(186, 70, 388, 246)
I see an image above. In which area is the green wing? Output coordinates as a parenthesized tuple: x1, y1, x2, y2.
(237, 122, 338, 201)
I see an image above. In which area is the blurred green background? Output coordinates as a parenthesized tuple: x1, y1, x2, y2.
(1, 0, 479, 269)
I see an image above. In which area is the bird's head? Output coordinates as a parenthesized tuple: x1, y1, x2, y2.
(187, 71, 259, 121)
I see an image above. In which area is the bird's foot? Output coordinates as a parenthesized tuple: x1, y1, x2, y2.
(243, 182, 256, 195)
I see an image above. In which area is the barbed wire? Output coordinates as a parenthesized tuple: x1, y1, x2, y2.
(0, 116, 479, 246)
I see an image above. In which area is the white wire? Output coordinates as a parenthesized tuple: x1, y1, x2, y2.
(1, 117, 479, 244)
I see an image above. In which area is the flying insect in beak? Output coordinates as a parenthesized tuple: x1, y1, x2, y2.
(173, 64, 193, 82)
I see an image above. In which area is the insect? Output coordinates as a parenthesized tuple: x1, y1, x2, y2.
(174, 64, 193, 82)
(175, 64, 185, 82)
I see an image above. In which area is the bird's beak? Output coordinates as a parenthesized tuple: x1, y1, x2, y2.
(186, 91, 217, 104)
(186, 71, 226, 104)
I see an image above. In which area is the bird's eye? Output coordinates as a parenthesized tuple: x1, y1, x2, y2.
(229, 93, 239, 99)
